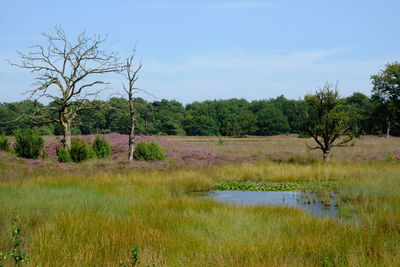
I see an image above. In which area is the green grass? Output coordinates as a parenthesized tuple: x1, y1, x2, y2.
(0, 158, 400, 266)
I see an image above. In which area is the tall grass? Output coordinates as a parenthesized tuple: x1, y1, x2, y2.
(0, 160, 400, 266)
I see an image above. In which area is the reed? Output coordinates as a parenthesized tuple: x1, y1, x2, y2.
(0, 159, 399, 266)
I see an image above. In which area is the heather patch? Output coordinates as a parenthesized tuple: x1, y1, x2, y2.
(1, 134, 399, 174)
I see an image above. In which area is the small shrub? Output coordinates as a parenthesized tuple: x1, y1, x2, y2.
(13, 129, 44, 159)
(385, 153, 395, 163)
(92, 136, 110, 159)
(119, 247, 140, 267)
(56, 147, 71, 163)
(0, 221, 30, 266)
(218, 138, 227, 145)
(251, 151, 262, 157)
(320, 257, 334, 267)
(133, 141, 166, 161)
(0, 135, 10, 152)
(70, 139, 93, 163)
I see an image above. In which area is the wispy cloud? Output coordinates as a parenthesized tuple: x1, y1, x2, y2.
(144, 1, 274, 9)
(145, 49, 350, 75)
(137, 48, 389, 102)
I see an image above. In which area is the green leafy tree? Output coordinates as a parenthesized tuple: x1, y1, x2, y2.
(183, 115, 219, 136)
(185, 100, 219, 135)
(151, 99, 186, 135)
(272, 95, 305, 133)
(106, 98, 130, 134)
(302, 84, 354, 161)
(220, 113, 241, 136)
(215, 99, 256, 136)
(342, 92, 375, 135)
(255, 104, 290, 136)
(0, 100, 49, 135)
(371, 62, 400, 137)
(77, 100, 107, 134)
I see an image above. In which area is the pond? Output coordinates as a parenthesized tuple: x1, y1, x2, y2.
(193, 190, 338, 218)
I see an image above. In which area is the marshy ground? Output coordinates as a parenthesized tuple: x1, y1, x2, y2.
(0, 135, 400, 266)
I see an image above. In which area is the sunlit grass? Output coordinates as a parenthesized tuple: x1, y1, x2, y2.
(0, 159, 399, 266)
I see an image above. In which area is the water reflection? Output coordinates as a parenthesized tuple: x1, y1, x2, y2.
(194, 190, 338, 218)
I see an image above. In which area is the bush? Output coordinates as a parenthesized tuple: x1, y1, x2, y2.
(56, 147, 71, 163)
(0, 134, 10, 152)
(92, 136, 110, 159)
(13, 129, 44, 159)
(218, 138, 227, 145)
(70, 139, 93, 163)
(133, 141, 166, 161)
(386, 153, 396, 163)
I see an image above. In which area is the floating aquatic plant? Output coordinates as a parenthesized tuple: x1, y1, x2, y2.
(212, 180, 337, 191)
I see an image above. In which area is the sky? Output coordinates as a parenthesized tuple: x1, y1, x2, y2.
(0, 0, 399, 104)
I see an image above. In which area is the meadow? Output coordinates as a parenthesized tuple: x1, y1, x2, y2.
(0, 135, 400, 266)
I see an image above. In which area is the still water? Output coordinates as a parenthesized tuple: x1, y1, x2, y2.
(194, 190, 338, 218)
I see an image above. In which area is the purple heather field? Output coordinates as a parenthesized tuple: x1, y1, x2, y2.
(1, 133, 399, 173)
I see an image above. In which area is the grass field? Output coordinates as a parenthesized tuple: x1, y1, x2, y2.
(0, 135, 400, 266)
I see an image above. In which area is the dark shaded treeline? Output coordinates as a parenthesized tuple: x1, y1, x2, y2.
(0, 92, 398, 136)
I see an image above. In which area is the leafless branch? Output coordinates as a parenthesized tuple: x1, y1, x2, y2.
(8, 26, 122, 148)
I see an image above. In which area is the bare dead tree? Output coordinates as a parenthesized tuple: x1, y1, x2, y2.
(9, 26, 121, 149)
(121, 51, 143, 161)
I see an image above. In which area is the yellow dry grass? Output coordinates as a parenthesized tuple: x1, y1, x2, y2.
(0, 137, 399, 266)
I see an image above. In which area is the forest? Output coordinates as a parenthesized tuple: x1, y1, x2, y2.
(0, 91, 398, 137)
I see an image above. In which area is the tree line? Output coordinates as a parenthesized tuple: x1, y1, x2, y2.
(0, 91, 398, 137)
(1, 26, 399, 161)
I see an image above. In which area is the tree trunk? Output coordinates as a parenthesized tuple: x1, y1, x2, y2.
(128, 121, 135, 161)
(386, 116, 391, 138)
(63, 120, 72, 150)
(323, 150, 331, 162)
(128, 98, 136, 161)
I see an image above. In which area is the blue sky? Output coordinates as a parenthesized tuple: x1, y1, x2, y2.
(0, 0, 399, 103)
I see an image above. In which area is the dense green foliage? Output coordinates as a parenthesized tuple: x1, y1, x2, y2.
(133, 141, 166, 161)
(13, 129, 44, 159)
(0, 135, 10, 152)
(56, 147, 71, 163)
(92, 136, 110, 159)
(303, 85, 354, 161)
(0, 92, 398, 136)
(69, 140, 93, 163)
(371, 62, 400, 136)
